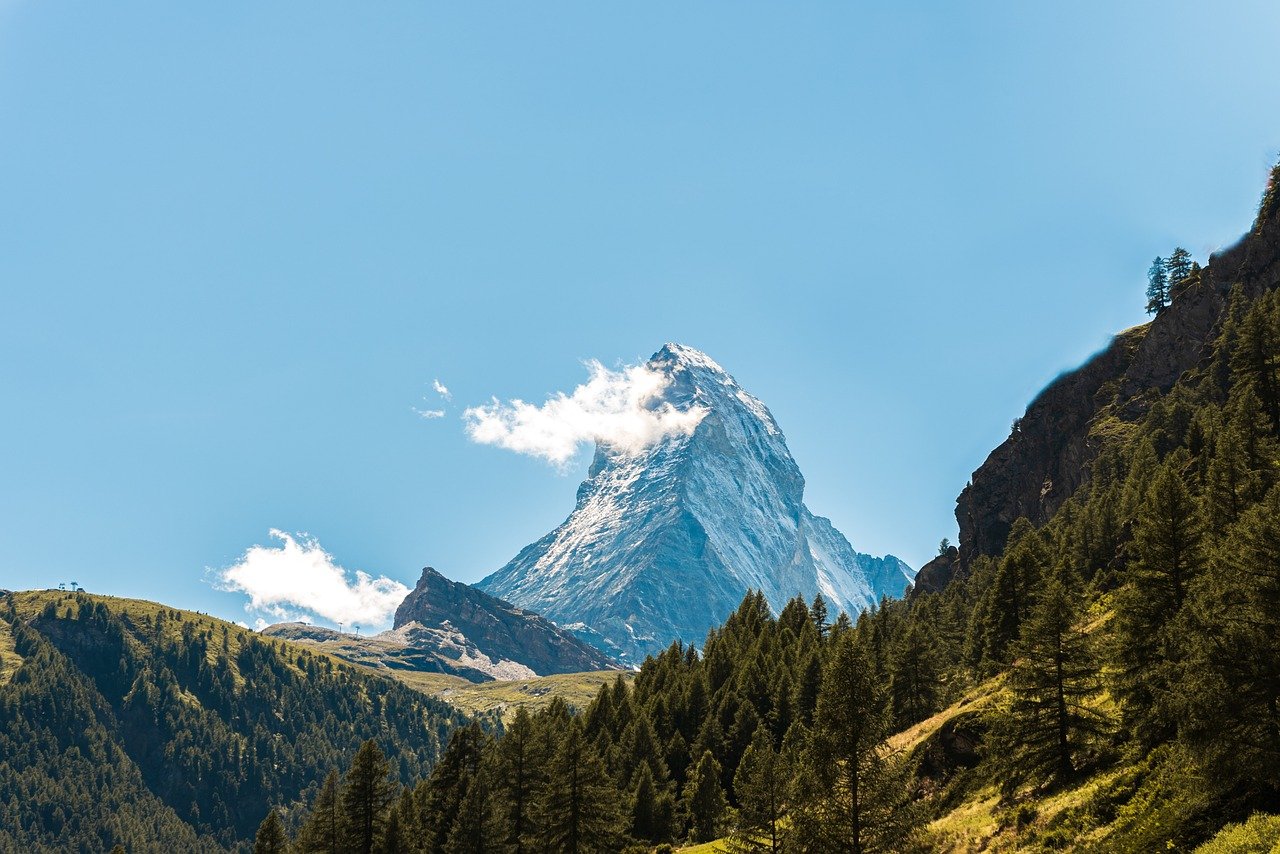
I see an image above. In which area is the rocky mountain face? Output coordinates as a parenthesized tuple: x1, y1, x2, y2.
(265, 567, 618, 682)
(477, 343, 914, 662)
(956, 183, 1280, 567)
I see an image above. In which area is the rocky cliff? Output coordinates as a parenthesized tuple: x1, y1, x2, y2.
(264, 567, 618, 682)
(956, 175, 1280, 566)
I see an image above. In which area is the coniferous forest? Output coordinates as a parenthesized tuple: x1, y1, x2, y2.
(4, 162, 1280, 852)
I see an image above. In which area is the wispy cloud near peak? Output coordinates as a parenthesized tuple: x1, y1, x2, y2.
(463, 359, 706, 467)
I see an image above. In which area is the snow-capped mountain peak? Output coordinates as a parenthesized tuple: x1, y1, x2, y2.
(477, 344, 913, 661)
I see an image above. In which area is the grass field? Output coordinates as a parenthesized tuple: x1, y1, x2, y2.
(0, 613, 21, 684)
(388, 668, 630, 722)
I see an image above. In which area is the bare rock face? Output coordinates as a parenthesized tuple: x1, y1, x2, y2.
(264, 567, 619, 683)
(909, 546, 960, 599)
(477, 344, 914, 662)
(956, 185, 1280, 568)
(392, 567, 620, 676)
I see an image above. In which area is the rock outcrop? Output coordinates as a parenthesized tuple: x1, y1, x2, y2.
(264, 567, 619, 683)
(956, 183, 1280, 568)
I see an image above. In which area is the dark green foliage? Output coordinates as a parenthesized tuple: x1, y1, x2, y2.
(789, 632, 920, 853)
(1178, 486, 1280, 807)
(1166, 247, 1194, 299)
(990, 576, 1109, 793)
(299, 770, 342, 854)
(253, 809, 288, 854)
(683, 750, 728, 843)
(1147, 256, 1168, 314)
(488, 706, 543, 853)
(729, 723, 789, 852)
(415, 722, 490, 854)
(1111, 452, 1203, 741)
(0, 594, 466, 852)
(535, 720, 623, 853)
(340, 740, 397, 854)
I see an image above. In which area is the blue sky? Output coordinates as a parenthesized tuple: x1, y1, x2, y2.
(3, 2, 1280, 629)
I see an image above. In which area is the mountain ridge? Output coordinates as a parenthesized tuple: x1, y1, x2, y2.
(263, 566, 619, 682)
(478, 343, 914, 661)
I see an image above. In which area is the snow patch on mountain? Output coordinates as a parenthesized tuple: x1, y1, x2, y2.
(477, 343, 913, 661)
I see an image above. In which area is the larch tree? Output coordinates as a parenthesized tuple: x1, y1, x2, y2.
(1111, 452, 1203, 742)
(1147, 256, 1168, 314)
(252, 809, 288, 854)
(729, 723, 790, 853)
(993, 575, 1108, 793)
(340, 740, 397, 854)
(535, 721, 622, 854)
(788, 632, 918, 853)
(682, 749, 728, 844)
(298, 770, 342, 854)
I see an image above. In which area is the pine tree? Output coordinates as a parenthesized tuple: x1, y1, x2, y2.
(489, 706, 542, 853)
(253, 809, 288, 854)
(1203, 415, 1259, 536)
(417, 723, 489, 854)
(1166, 246, 1193, 299)
(445, 762, 494, 854)
(789, 632, 918, 853)
(810, 595, 829, 639)
(887, 619, 939, 728)
(1232, 296, 1280, 432)
(535, 722, 622, 854)
(1178, 486, 1280, 804)
(628, 763, 673, 844)
(1111, 453, 1203, 741)
(1146, 256, 1168, 314)
(298, 770, 342, 854)
(993, 576, 1107, 793)
(729, 724, 789, 853)
(682, 749, 728, 844)
(977, 518, 1045, 668)
(340, 740, 397, 854)
(379, 790, 417, 854)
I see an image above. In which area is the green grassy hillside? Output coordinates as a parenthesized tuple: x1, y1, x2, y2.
(388, 667, 630, 722)
(0, 590, 469, 852)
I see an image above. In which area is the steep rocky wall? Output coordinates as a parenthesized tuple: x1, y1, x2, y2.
(956, 188, 1280, 565)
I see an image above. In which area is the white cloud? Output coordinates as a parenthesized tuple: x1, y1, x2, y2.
(415, 407, 446, 419)
(214, 530, 408, 629)
(463, 360, 706, 467)
(433, 379, 452, 401)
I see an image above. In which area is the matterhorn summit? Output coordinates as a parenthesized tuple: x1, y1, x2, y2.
(477, 343, 913, 661)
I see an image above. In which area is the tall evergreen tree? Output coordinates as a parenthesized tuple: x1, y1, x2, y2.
(298, 770, 342, 854)
(489, 706, 542, 853)
(789, 633, 918, 853)
(252, 809, 288, 854)
(810, 595, 829, 639)
(1111, 453, 1203, 741)
(416, 723, 490, 854)
(683, 749, 728, 844)
(628, 762, 674, 844)
(1165, 246, 1193, 298)
(340, 740, 397, 854)
(993, 576, 1107, 792)
(1146, 256, 1168, 314)
(1179, 486, 1280, 805)
(887, 619, 939, 728)
(535, 721, 622, 854)
(729, 724, 789, 853)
